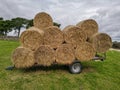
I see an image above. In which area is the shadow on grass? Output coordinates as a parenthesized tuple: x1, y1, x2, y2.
(82, 65, 96, 73)
(18, 63, 96, 73)
(82, 62, 97, 73)
(6, 62, 96, 74)
(20, 64, 69, 73)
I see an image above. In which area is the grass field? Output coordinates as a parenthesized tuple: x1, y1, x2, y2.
(0, 40, 120, 90)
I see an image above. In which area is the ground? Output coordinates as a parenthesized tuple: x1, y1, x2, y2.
(0, 40, 120, 90)
(109, 48, 120, 52)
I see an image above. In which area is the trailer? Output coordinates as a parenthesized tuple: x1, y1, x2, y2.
(6, 53, 106, 74)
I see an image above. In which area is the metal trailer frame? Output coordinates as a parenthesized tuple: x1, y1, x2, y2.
(5, 52, 107, 74)
(92, 52, 106, 61)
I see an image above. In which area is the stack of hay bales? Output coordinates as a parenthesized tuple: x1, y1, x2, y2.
(76, 19, 112, 54)
(12, 12, 64, 68)
(11, 12, 112, 68)
(63, 22, 96, 62)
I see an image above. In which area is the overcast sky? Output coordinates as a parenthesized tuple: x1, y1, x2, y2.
(0, 0, 120, 41)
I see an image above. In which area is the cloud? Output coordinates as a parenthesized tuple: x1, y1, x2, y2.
(90, 5, 120, 40)
(1, 0, 120, 41)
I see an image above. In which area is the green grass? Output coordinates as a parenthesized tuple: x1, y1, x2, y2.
(0, 40, 120, 90)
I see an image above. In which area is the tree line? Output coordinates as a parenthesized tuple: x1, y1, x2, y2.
(0, 17, 60, 37)
(112, 41, 120, 49)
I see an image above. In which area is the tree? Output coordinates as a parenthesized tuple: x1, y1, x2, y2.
(11, 17, 28, 37)
(0, 17, 3, 21)
(0, 18, 13, 36)
(0, 20, 4, 35)
(112, 41, 120, 49)
(0, 17, 61, 36)
(53, 22, 61, 27)
(4, 20, 13, 35)
(0, 17, 4, 35)
(25, 20, 61, 28)
(26, 19, 33, 29)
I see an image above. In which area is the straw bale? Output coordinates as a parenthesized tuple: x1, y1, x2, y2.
(89, 33, 112, 53)
(20, 27, 44, 51)
(55, 44, 75, 64)
(75, 42, 96, 61)
(63, 25, 87, 48)
(33, 12, 53, 30)
(35, 45, 55, 66)
(63, 25, 74, 30)
(44, 26, 64, 49)
(76, 19, 98, 39)
(11, 46, 35, 68)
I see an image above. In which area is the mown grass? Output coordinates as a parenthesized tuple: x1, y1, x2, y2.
(0, 40, 120, 90)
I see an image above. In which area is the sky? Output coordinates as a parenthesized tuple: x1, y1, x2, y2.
(0, 0, 120, 41)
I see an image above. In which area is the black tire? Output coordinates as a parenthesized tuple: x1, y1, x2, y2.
(69, 61, 82, 74)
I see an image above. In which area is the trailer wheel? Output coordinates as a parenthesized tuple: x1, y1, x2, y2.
(69, 61, 82, 74)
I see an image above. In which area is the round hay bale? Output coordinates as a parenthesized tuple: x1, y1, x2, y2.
(75, 42, 96, 61)
(34, 45, 55, 66)
(33, 12, 53, 30)
(76, 19, 98, 39)
(63, 25, 74, 30)
(20, 27, 44, 51)
(44, 26, 64, 49)
(63, 25, 87, 48)
(89, 33, 112, 53)
(55, 44, 75, 64)
(11, 46, 35, 68)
